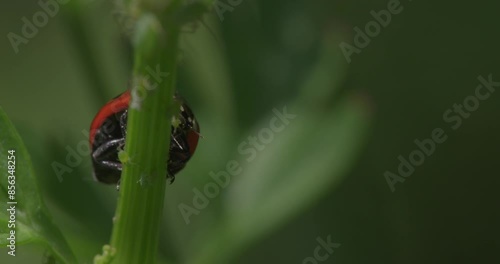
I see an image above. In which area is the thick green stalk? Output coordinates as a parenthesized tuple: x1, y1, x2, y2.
(93, 1, 214, 263)
(100, 15, 179, 264)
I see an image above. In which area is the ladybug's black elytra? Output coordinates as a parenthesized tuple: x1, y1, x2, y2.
(89, 90, 200, 184)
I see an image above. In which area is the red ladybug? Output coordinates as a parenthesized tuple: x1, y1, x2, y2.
(89, 90, 200, 184)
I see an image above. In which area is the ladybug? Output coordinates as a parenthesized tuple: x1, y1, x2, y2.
(89, 90, 200, 184)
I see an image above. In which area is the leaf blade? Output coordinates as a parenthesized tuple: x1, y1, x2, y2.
(0, 107, 77, 263)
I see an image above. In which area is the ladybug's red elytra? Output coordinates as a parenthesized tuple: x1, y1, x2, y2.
(89, 90, 200, 184)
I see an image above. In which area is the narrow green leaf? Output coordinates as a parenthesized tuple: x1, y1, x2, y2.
(227, 97, 370, 245)
(189, 30, 370, 264)
(0, 107, 77, 263)
(189, 96, 371, 264)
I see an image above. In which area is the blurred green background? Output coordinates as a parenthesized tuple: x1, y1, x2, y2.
(1, 0, 499, 263)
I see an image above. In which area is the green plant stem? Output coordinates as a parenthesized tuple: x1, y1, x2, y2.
(97, 1, 213, 263)
(104, 15, 179, 264)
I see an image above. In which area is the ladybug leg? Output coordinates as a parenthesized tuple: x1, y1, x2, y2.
(92, 138, 125, 159)
(119, 110, 128, 137)
(92, 138, 125, 171)
(166, 137, 190, 184)
(101, 160, 123, 171)
(167, 173, 175, 184)
(171, 134, 184, 150)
